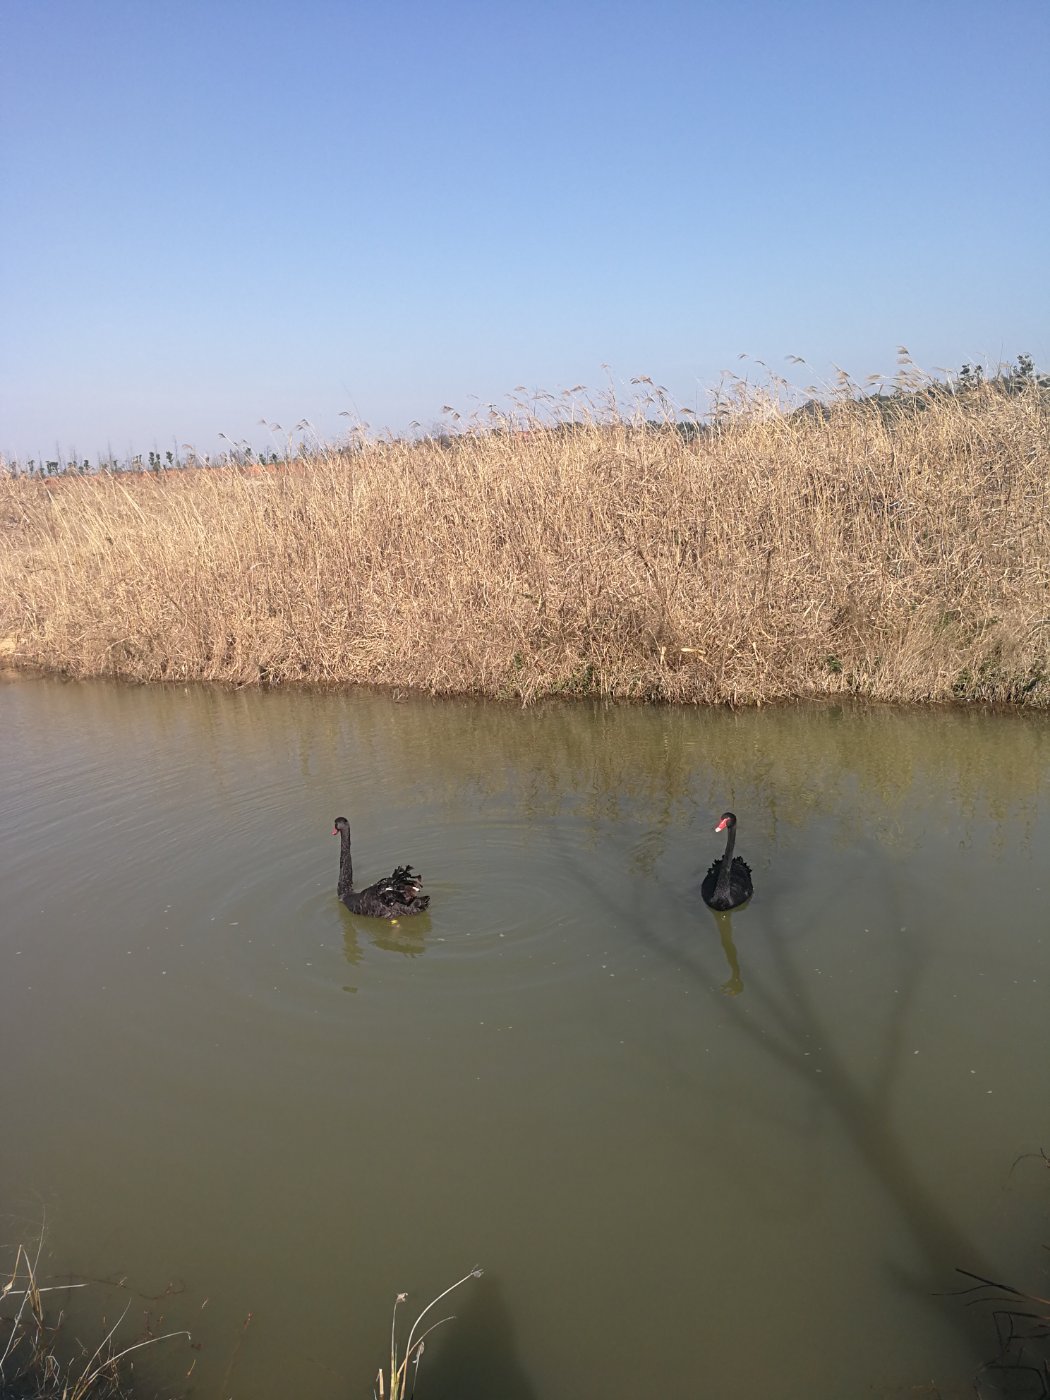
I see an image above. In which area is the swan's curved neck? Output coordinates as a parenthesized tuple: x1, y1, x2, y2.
(338, 829, 355, 897)
(714, 824, 736, 899)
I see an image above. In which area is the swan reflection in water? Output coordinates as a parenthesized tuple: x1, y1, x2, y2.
(711, 910, 745, 997)
(340, 908, 433, 965)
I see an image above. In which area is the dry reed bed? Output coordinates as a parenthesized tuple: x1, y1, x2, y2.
(2, 385, 1048, 704)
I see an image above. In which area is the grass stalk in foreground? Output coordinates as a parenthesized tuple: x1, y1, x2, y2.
(0, 1240, 189, 1400)
(376, 1267, 483, 1400)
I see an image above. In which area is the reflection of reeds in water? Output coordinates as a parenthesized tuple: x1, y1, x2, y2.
(285, 685, 1050, 865)
(317, 677, 1048, 811)
(27, 674, 1046, 904)
(2, 371, 1048, 708)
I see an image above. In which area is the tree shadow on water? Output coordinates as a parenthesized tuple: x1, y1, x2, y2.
(651, 861, 1014, 1384)
(419, 1272, 537, 1400)
(568, 826, 1017, 1386)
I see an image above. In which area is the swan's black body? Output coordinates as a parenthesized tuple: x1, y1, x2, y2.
(333, 816, 429, 919)
(701, 812, 753, 911)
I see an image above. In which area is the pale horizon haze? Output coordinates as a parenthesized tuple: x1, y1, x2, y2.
(3, 0, 1048, 463)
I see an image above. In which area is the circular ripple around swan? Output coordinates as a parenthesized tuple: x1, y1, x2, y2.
(387, 812, 624, 990)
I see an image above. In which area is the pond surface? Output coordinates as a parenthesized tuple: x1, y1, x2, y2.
(1, 677, 1048, 1399)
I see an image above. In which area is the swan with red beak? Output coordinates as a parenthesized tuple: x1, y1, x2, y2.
(701, 812, 753, 911)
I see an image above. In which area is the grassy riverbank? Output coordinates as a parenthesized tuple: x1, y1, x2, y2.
(2, 372, 1049, 705)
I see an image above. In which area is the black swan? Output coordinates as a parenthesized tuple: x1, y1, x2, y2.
(332, 817, 430, 919)
(701, 812, 753, 911)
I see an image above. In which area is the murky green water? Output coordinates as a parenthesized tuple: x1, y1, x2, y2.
(1, 676, 1048, 1399)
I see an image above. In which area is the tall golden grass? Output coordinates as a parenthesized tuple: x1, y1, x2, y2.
(2, 377, 1048, 705)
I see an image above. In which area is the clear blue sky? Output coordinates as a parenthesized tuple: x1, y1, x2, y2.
(3, 0, 1048, 462)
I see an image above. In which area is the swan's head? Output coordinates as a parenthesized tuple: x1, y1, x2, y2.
(714, 812, 737, 833)
(332, 816, 350, 837)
